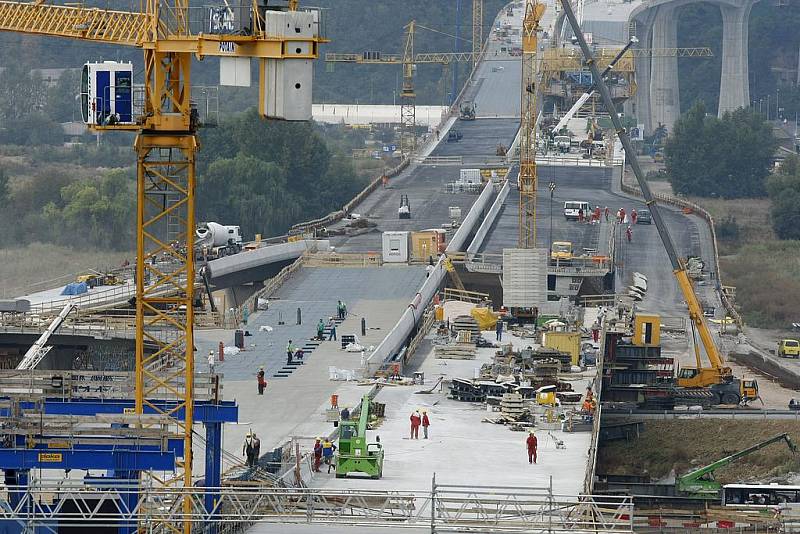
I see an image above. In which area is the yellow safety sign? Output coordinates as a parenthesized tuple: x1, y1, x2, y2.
(38, 453, 63, 463)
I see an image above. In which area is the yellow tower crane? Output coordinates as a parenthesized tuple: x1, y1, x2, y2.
(326, 21, 478, 156)
(518, 0, 545, 248)
(0, 1, 323, 531)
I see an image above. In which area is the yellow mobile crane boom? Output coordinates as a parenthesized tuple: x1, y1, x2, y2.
(518, 0, 545, 248)
(0, 1, 324, 531)
(556, 0, 758, 405)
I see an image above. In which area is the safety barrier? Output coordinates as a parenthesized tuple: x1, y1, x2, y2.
(304, 252, 382, 267)
(0, 482, 635, 532)
(620, 179, 743, 327)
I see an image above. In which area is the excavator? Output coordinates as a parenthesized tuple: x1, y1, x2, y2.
(677, 433, 797, 498)
(557, 0, 759, 406)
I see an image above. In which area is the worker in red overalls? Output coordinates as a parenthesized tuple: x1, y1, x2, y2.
(604, 206, 610, 221)
(578, 208, 584, 223)
(526, 431, 538, 464)
(626, 225, 633, 243)
(410, 410, 421, 439)
(631, 208, 638, 225)
(619, 207, 626, 224)
(593, 206, 601, 223)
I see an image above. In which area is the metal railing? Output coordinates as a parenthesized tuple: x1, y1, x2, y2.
(0, 482, 634, 532)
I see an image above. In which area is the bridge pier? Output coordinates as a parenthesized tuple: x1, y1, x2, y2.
(649, 4, 681, 131)
(718, 1, 754, 115)
(632, 13, 656, 134)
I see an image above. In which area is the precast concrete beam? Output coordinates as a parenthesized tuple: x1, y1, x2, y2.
(718, 1, 754, 115)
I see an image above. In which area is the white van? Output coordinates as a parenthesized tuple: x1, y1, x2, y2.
(563, 201, 589, 221)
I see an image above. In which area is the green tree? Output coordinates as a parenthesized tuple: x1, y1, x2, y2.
(767, 155, 800, 239)
(665, 102, 776, 198)
(45, 69, 81, 122)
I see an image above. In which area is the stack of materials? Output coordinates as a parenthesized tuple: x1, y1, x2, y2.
(449, 378, 486, 402)
(500, 392, 525, 420)
(435, 343, 476, 359)
(451, 315, 481, 343)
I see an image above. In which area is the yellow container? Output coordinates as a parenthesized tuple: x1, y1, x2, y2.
(543, 331, 581, 366)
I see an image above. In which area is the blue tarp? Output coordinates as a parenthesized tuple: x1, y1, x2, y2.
(61, 282, 88, 296)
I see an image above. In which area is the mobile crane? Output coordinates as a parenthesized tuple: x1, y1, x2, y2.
(677, 433, 797, 498)
(557, 0, 759, 405)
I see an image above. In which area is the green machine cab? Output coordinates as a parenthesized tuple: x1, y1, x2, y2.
(335, 395, 384, 479)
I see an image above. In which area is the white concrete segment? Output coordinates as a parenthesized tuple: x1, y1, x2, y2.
(206, 239, 330, 281)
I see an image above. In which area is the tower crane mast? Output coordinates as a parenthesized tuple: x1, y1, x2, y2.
(0, 1, 323, 532)
(518, 0, 545, 248)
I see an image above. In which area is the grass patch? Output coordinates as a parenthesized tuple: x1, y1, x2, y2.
(0, 243, 132, 298)
(720, 240, 800, 327)
(598, 420, 800, 483)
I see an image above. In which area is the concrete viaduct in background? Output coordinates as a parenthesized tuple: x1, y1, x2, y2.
(632, 0, 756, 133)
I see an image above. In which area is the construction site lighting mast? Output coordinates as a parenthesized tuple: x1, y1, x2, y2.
(0, 1, 323, 531)
(557, 0, 757, 402)
(518, 0, 545, 248)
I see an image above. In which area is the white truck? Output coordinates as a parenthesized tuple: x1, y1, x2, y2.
(196, 222, 243, 260)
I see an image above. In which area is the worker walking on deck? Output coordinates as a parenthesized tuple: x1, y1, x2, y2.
(410, 410, 421, 439)
(328, 317, 337, 341)
(496, 319, 503, 341)
(323, 438, 337, 473)
(422, 410, 430, 439)
(313, 438, 323, 472)
(591, 322, 600, 343)
(604, 206, 610, 222)
(316, 318, 325, 340)
(631, 208, 638, 225)
(526, 431, 538, 464)
(286, 340, 295, 365)
(593, 206, 601, 223)
(626, 225, 633, 243)
(208, 350, 215, 374)
(257, 367, 266, 395)
(577, 207, 584, 223)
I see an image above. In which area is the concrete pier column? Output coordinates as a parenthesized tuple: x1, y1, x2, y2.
(632, 16, 655, 133)
(649, 5, 680, 131)
(718, 1, 754, 115)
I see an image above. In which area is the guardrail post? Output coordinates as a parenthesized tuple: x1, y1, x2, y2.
(430, 472, 436, 534)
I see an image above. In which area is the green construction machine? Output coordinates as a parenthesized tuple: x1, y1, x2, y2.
(335, 395, 384, 479)
(677, 433, 797, 499)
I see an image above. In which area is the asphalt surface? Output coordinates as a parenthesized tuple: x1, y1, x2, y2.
(479, 165, 616, 254)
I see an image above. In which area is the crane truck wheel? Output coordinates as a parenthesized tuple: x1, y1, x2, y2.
(720, 392, 740, 405)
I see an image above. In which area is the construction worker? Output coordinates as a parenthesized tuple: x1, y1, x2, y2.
(322, 438, 337, 473)
(619, 207, 626, 224)
(316, 318, 325, 340)
(593, 206, 601, 223)
(495, 319, 503, 341)
(410, 410, 421, 439)
(577, 207, 584, 223)
(526, 431, 538, 464)
(604, 206, 609, 222)
(313, 438, 323, 472)
(251, 433, 261, 466)
(422, 410, 431, 439)
(382, 174, 389, 188)
(328, 317, 337, 341)
(626, 225, 633, 243)
(257, 367, 266, 395)
(208, 350, 215, 374)
(337, 300, 344, 320)
(286, 340, 294, 365)
(243, 432, 256, 467)
(591, 321, 600, 343)
(631, 208, 638, 225)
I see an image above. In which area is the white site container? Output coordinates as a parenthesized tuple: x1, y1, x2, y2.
(449, 206, 462, 219)
(382, 231, 410, 263)
(459, 168, 482, 184)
